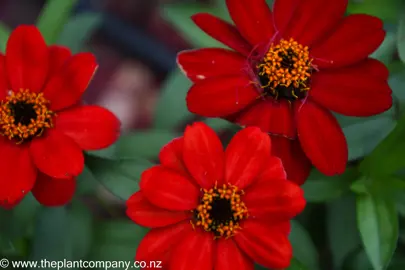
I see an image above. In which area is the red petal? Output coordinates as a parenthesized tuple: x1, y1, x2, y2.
(0, 55, 8, 100)
(309, 60, 392, 117)
(47, 45, 71, 80)
(225, 127, 271, 189)
(0, 140, 36, 208)
(170, 228, 214, 270)
(159, 137, 188, 175)
(226, 0, 274, 46)
(43, 53, 97, 111)
(6, 25, 48, 93)
(186, 76, 258, 117)
(30, 128, 84, 179)
(215, 239, 254, 270)
(55, 105, 120, 150)
(135, 221, 191, 262)
(192, 13, 252, 56)
(250, 156, 287, 186)
(126, 192, 191, 228)
(271, 136, 312, 185)
(276, 0, 347, 46)
(244, 177, 305, 221)
(139, 166, 199, 211)
(311, 15, 385, 69)
(295, 101, 347, 175)
(183, 122, 224, 189)
(232, 100, 296, 138)
(177, 48, 246, 83)
(234, 220, 293, 269)
(31, 173, 76, 206)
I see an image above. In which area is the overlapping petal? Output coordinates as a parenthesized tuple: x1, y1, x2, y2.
(0, 140, 36, 209)
(226, 0, 274, 46)
(140, 166, 199, 211)
(295, 101, 347, 175)
(309, 59, 392, 117)
(31, 173, 76, 206)
(177, 48, 246, 83)
(43, 53, 97, 111)
(186, 76, 258, 117)
(6, 25, 49, 93)
(183, 122, 224, 189)
(234, 220, 293, 269)
(225, 127, 271, 189)
(126, 192, 191, 228)
(192, 13, 252, 56)
(311, 14, 385, 69)
(55, 105, 120, 150)
(29, 128, 84, 179)
(215, 239, 254, 270)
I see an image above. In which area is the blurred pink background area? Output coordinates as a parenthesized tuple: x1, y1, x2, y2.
(0, 0, 207, 131)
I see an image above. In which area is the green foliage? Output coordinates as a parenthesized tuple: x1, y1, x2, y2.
(56, 13, 102, 53)
(302, 168, 358, 203)
(116, 131, 180, 160)
(347, 0, 404, 23)
(399, 13, 405, 64)
(85, 155, 153, 201)
(356, 193, 399, 270)
(0, 23, 10, 53)
(88, 220, 148, 267)
(289, 221, 320, 270)
(36, 0, 79, 44)
(153, 69, 193, 129)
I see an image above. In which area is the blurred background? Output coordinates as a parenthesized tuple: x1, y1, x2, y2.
(1, 0, 405, 270)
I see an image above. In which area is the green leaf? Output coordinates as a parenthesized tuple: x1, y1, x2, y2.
(160, 3, 226, 48)
(289, 221, 320, 270)
(360, 113, 405, 176)
(0, 22, 11, 53)
(69, 201, 93, 260)
(347, 0, 404, 23)
(76, 166, 98, 195)
(88, 220, 148, 264)
(396, 190, 405, 216)
(85, 155, 153, 200)
(302, 167, 358, 202)
(36, 0, 79, 44)
(327, 195, 362, 270)
(202, 118, 236, 132)
(287, 258, 310, 270)
(0, 194, 40, 240)
(389, 71, 405, 116)
(342, 116, 396, 161)
(398, 12, 405, 64)
(116, 131, 180, 160)
(56, 12, 102, 53)
(30, 207, 72, 269)
(86, 143, 118, 159)
(371, 32, 396, 65)
(153, 69, 193, 129)
(356, 193, 399, 270)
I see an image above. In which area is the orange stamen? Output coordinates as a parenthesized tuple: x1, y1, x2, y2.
(0, 89, 54, 143)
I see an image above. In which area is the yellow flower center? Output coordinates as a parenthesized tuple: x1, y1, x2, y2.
(257, 38, 314, 101)
(191, 184, 248, 239)
(0, 89, 54, 144)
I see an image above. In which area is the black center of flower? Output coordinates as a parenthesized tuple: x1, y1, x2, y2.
(10, 101, 38, 126)
(192, 184, 248, 238)
(256, 38, 313, 102)
(208, 197, 234, 225)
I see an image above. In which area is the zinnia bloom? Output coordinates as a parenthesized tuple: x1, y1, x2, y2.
(0, 25, 120, 208)
(177, 0, 392, 177)
(126, 122, 305, 269)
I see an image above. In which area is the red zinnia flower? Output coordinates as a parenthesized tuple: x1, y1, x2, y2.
(126, 122, 305, 269)
(0, 25, 120, 209)
(177, 0, 392, 176)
